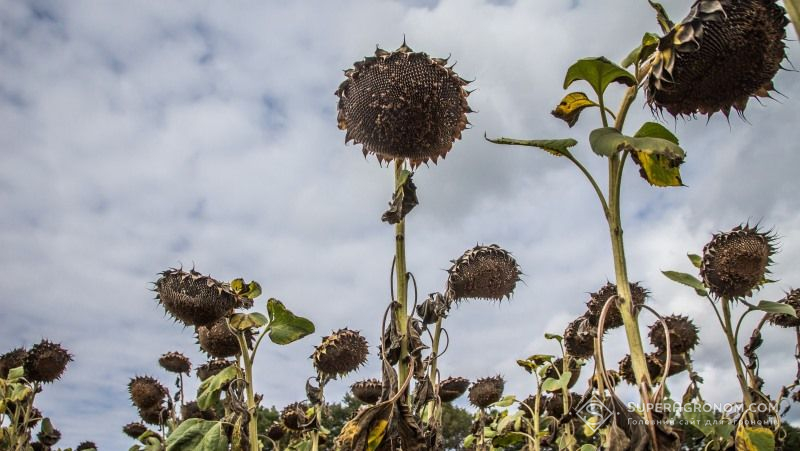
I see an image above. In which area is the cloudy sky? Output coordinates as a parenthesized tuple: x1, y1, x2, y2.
(2, 0, 800, 448)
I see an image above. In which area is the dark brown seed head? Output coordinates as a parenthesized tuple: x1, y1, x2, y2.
(0, 347, 28, 379)
(154, 268, 249, 327)
(281, 402, 311, 431)
(648, 314, 700, 354)
(37, 428, 61, 447)
(128, 376, 168, 410)
(468, 375, 504, 409)
(76, 441, 98, 450)
(439, 376, 471, 403)
(197, 318, 251, 358)
(311, 329, 369, 378)
(335, 42, 472, 166)
(181, 401, 216, 421)
(768, 289, 800, 328)
(267, 423, 286, 441)
(138, 403, 169, 425)
(446, 244, 521, 302)
(542, 392, 582, 420)
(30, 442, 45, 451)
(350, 378, 383, 405)
(564, 315, 597, 359)
(586, 282, 648, 330)
(122, 422, 148, 439)
(618, 353, 664, 385)
(158, 351, 191, 374)
(646, 0, 788, 117)
(196, 359, 233, 381)
(23, 340, 72, 383)
(701, 225, 775, 299)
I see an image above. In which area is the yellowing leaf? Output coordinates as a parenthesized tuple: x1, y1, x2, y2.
(735, 426, 775, 451)
(366, 419, 389, 451)
(631, 150, 683, 187)
(551, 92, 597, 127)
(589, 126, 685, 187)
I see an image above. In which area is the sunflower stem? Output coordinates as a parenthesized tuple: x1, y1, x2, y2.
(426, 317, 444, 424)
(721, 298, 755, 421)
(394, 160, 411, 396)
(236, 332, 260, 451)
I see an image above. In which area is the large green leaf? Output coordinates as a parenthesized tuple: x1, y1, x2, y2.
(786, 0, 800, 41)
(634, 122, 679, 144)
(485, 134, 577, 157)
(267, 298, 315, 345)
(589, 126, 685, 186)
(196, 365, 237, 410)
(166, 419, 222, 451)
(753, 300, 797, 317)
(564, 57, 636, 97)
(196, 422, 229, 451)
(541, 371, 571, 392)
(736, 426, 775, 451)
(229, 312, 268, 331)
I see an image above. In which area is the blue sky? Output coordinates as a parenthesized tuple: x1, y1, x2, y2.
(1, 0, 800, 448)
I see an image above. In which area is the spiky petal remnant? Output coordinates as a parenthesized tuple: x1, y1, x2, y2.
(564, 315, 597, 359)
(335, 41, 472, 166)
(768, 289, 800, 328)
(128, 376, 168, 410)
(350, 379, 383, 405)
(159, 351, 191, 374)
(700, 224, 775, 299)
(646, 0, 788, 117)
(23, 340, 72, 383)
(122, 422, 148, 439)
(312, 328, 369, 379)
(446, 244, 522, 302)
(196, 359, 232, 381)
(439, 376, 470, 403)
(0, 347, 28, 379)
(585, 282, 648, 329)
(281, 402, 311, 431)
(154, 268, 249, 327)
(468, 375, 505, 409)
(648, 315, 700, 354)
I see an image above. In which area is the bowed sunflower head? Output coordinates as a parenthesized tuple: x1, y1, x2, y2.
(700, 224, 776, 300)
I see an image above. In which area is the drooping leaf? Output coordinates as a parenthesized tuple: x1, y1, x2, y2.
(589, 126, 685, 186)
(688, 254, 702, 269)
(335, 402, 393, 451)
(485, 134, 578, 157)
(463, 434, 476, 448)
(541, 371, 571, 392)
(230, 279, 262, 299)
(382, 170, 418, 225)
(7, 366, 24, 381)
(544, 332, 563, 342)
(753, 300, 797, 317)
(267, 298, 315, 345)
(631, 149, 684, 187)
(735, 426, 775, 451)
(229, 312, 268, 331)
(648, 1, 675, 33)
(492, 395, 517, 408)
(551, 92, 598, 127)
(563, 57, 636, 98)
(621, 32, 660, 68)
(196, 365, 237, 410)
(662, 271, 705, 291)
(516, 354, 554, 374)
(634, 122, 679, 144)
(588, 127, 627, 157)
(165, 419, 218, 451)
(492, 431, 526, 447)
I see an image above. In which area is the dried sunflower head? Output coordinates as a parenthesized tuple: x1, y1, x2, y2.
(196, 359, 233, 381)
(564, 315, 597, 359)
(335, 41, 472, 166)
(585, 282, 648, 330)
(281, 402, 312, 431)
(350, 378, 383, 405)
(154, 268, 250, 327)
(267, 423, 286, 441)
(197, 318, 252, 358)
(122, 422, 148, 439)
(768, 289, 800, 328)
(646, 0, 788, 117)
(311, 328, 369, 379)
(700, 224, 775, 299)
(76, 441, 98, 451)
(128, 376, 168, 410)
(446, 244, 522, 302)
(181, 401, 216, 421)
(468, 375, 504, 409)
(618, 353, 665, 385)
(0, 347, 28, 379)
(37, 427, 61, 447)
(23, 340, 72, 383)
(439, 376, 471, 403)
(138, 403, 169, 425)
(648, 314, 700, 354)
(158, 351, 191, 374)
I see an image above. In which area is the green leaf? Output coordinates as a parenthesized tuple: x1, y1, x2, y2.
(230, 279, 262, 299)
(753, 300, 797, 317)
(688, 254, 702, 269)
(621, 32, 660, 68)
(196, 422, 228, 451)
(492, 431, 526, 447)
(166, 419, 220, 451)
(662, 271, 706, 291)
(580, 445, 598, 451)
(463, 434, 476, 448)
(542, 371, 571, 392)
(267, 298, 315, 345)
(590, 126, 685, 186)
(736, 426, 775, 451)
(492, 395, 517, 408)
(228, 312, 268, 331)
(9, 383, 31, 402)
(588, 127, 626, 157)
(564, 57, 636, 98)
(544, 332, 563, 342)
(485, 133, 578, 157)
(230, 278, 245, 294)
(6, 366, 24, 381)
(196, 365, 237, 410)
(634, 122, 679, 144)
(551, 92, 598, 127)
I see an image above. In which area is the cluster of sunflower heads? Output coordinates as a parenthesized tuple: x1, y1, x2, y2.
(645, 0, 789, 118)
(335, 41, 473, 167)
(615, 315, 699, 385)
(0, 341, 88, 450)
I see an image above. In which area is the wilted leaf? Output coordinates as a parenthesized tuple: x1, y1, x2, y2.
(754, 300, 797, 317)
(229, 312, 268, 331)
(589, 126, 685, 186)
(648, 1, 675, 33)
(492, 395, 517, 408)
(267, 298, 315, 345)
(382, 170, 418, 225)
(622, 32, 660, 68)
(735, 426, 775, 451)
(492, 431, 526, 447)
(197, 365, 237, 410)
(230, 279, 262, 299)
(165, 419, 220, 451)
(335, 402, 393, 451)
(196, 422, 229, 451)
(564, 57, 636, 97)
(662, 271, 705, 291)
(551, 92, 597, 127)
(7, 366, 24, 381)
(544, 332, 563, 342)
(485, 134, 578, 157)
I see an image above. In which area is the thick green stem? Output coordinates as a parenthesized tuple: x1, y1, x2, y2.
(721, 299, 755, 419)
(426, 318, 444, 424)
(533, 387, 542, 451)
(237, 333, 260, 451)
(394, 160, 411, 391)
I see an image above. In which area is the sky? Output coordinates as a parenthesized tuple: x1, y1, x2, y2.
(1, 0, 800, 448)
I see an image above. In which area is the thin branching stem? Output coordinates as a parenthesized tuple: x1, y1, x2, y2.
(563, 151, 610, 220)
